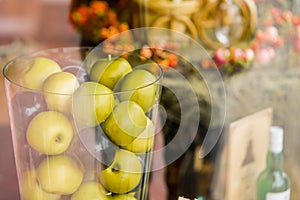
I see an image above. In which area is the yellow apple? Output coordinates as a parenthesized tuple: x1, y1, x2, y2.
(125, 118, 155, 153)
(72, 82, 114, 128)
(21, 57, 62, 90)
(37, 155, 84, 195)
(90, 57, 132, 90)
(20, 170, 60, 200)
(99, 149, 142, 194)
(103, 101, 147, 147)
(111, 193, 137, 200)
(11, 91, 47, 134)
(71, 181, 110, 200)
(62, 65, 89, 84)
(43, 71, 80, 114)
(119, 69, 157, 112)
(26, 111, 74, 155)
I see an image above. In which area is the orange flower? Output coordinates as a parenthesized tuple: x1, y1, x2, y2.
(71, 5, 89, 25)
(168, 54, 178, 67)
(119, 23, 129, 32)
(69, 1, 130, 43)
(107, 11, 118, 24)
(90, 1, 108, 12)
(293, 16, 300, 26)
(100, 28, 110, 39)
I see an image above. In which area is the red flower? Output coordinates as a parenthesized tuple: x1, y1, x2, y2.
(293, 16, 300, 26)
(255, 47, 275, 64)
(214, 48, 228, 65)
(230, 47, 244, 62)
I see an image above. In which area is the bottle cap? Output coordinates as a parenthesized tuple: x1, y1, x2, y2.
(269, 126, 284, 153)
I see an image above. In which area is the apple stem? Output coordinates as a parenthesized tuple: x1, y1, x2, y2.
(112, 163, 120, 172)
(55, 136, 62, 143)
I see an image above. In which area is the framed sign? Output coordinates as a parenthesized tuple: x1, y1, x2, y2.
(225, 108, 273, 200)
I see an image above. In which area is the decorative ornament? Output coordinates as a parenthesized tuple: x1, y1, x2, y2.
(193, 0, 257, 49)
(133, 0, 200, 40)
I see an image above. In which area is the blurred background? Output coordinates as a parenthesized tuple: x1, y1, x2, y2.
(0, 0, 80, 48)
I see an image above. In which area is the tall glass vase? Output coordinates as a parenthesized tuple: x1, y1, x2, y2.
(3, 47, 163, 200)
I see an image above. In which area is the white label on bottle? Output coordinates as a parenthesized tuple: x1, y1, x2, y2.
(266, 189, 290, 200)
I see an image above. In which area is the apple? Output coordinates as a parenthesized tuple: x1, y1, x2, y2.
(20, 170, 60, 200)
(11, 91, 47, 133)
(89, 57, 132, 89)
(125, 117, 155, 153)
(43, 71, 80, 114)
(21, 57, 62, 90)
(62, 65, 89, 84)
(103, 100, 147, 147)
(72, 82, 114, 128)
(26, 111, 74, 155)
(37, 155, 84, 195)
(71, 181, 110, 200)
(111, 192, 137, 200)
(99, 149, 142, 194)
(117, 68, 157, 112)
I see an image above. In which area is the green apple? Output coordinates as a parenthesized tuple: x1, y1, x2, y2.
(20, 170, 60, 200)
(43, 71, 80, 114)
(103, 100, 147, 147)
(118, 69, 157, 112)
(111, 192, 137, 200)
(72, 82, 114, 128)
(26, 111, 73, 155)
(99, 149, 142, 194)
(71, 181, 110, 200)
(90, 57, 132, 89)
(125, 118, 155, 153)
(21, 57, 62, 90)
(37, 155, 84, 195)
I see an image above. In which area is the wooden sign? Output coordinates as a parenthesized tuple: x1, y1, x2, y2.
(225, 108, 273, 200)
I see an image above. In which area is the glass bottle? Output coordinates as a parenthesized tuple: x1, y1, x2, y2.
(256, 126, 290, 200)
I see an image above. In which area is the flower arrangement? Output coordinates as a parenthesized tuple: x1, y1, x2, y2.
(101, 38, 179, 71)
(69, 1, 129, 43)
(209, 47, 255, 75)
(139, 44, 179, 70)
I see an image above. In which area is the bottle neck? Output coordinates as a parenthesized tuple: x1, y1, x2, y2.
(266, 151, 284, 170)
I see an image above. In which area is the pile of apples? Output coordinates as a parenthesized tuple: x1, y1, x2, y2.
(16, 54, 160, 200)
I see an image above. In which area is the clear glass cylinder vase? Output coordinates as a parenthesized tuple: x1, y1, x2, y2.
(2, 47, 163, 200)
